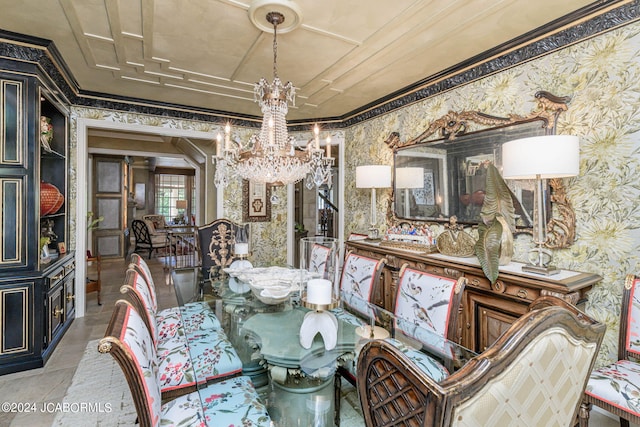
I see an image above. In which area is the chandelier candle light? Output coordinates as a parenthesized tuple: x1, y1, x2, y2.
(213, 11, 333, 188)
(501, 135, 579, 275)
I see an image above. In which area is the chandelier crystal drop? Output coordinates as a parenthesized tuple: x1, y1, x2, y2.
(213, 11, 333, 189)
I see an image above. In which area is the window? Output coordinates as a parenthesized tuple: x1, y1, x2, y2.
(155, 174, 187, 223)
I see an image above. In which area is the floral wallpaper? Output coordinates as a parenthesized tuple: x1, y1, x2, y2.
(65, 20, 640, 366)
(343, 22, 640, 366)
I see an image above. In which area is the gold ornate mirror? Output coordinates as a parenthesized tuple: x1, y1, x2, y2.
(385, 91, 575, 249)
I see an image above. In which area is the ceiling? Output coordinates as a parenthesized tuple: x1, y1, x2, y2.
(0, 0, 601, 121)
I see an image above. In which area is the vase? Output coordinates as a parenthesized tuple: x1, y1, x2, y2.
(496, 216, 514, 265)
(40, 181, 62, 216)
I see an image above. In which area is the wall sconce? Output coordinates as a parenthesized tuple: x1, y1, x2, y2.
(356, 165, 391, 239)
(502, 135, 579, 275)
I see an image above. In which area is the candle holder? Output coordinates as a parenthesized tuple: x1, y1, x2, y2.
(298, 237, 341, 350)
(299, 294, 339, 350)
(231, 223, 252, 269)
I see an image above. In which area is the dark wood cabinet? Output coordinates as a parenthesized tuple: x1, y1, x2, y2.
(345, 240, 601, 352)
(0, 62, 75, 375)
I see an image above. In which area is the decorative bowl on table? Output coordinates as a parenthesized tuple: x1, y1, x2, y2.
(258, 285, 292, 305)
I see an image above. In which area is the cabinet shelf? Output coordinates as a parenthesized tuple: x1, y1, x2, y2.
(41, 150, 65, 160)
(41, 212, 65, 220)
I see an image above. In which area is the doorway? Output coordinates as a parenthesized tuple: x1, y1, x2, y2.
(76, 119, 217, 318)
(91, 155, 128, 258)
(290, 133, 344, 267)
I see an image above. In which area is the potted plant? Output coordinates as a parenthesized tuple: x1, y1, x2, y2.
(474, 163, 516, 284)
(87, 212, 104, 264)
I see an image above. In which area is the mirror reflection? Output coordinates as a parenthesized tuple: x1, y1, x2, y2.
(387, 91, 576, 248)
(394, 121, 546, 227)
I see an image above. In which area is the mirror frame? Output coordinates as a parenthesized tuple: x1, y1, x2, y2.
(385, 91, 575, 249)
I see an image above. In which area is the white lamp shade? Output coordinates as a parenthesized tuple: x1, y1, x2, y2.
(396, 167, 424, 189)
(176, 200, 188, 209)
(502, 135, 580, 179)
(356, 165, 392, 188)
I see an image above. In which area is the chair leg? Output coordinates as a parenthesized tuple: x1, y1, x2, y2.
(578, 401, 591, 427)
(334, 372, 341, 427)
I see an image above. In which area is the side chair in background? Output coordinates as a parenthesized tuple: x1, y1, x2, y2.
(581, 273, 640, 426)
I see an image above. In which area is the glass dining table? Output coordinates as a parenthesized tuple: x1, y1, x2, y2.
(171, 265, 477, 427)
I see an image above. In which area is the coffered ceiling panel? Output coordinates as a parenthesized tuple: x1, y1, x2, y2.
(0, 0, 601, 120)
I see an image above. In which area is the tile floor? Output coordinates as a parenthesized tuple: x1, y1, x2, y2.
(0, 255, 632, 426)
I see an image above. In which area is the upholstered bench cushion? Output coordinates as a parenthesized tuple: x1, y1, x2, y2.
(384, 338, 449, 382)
(157, 303, 221, 342)
(161, 376, 271, 426)
(395, 317, 457, 362)
(187, 330, 243, 383)
(200, 376, 271, 425)
(586, 359, 640, 418)
(158, 328, 242, 388)
(157, 334, 198, 391)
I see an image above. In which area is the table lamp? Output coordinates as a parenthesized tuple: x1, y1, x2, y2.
(175, 199, 187, 224)
(356, 165, 391, 239)
(396, 167, 424, 217)
(501, 135, 579, 275)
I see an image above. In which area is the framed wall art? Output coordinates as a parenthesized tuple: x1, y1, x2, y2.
(243, 180, 271, 222)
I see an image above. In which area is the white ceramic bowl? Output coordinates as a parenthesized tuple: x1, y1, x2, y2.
(258, 285, 291, 304)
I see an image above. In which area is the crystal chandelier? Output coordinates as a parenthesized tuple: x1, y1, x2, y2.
(214, 11, 333, 189)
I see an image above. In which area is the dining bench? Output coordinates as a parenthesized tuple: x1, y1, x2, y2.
(99, 299, 271, 427)
(122, 257, 242, 398)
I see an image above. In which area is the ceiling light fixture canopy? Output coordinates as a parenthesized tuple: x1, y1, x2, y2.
(214, 6, 333, 189)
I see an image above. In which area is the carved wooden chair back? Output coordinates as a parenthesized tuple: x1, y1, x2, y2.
(581, 274, 640, 426)
(358, 297, 605, 427)
(86, 252, 101, 305)
(196, 219, 237, 273)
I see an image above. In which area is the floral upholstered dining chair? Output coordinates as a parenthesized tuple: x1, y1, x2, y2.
(581, 273, 640, 426)
(333, 251, 386, 326)
(386, 264, 467, 382)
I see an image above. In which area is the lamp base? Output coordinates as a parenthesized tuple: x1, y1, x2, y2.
(367, 227, 379, 239)
(521, 263, 560, 276)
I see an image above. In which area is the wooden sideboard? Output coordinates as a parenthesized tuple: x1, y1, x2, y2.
(345, 240, 601, 352)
